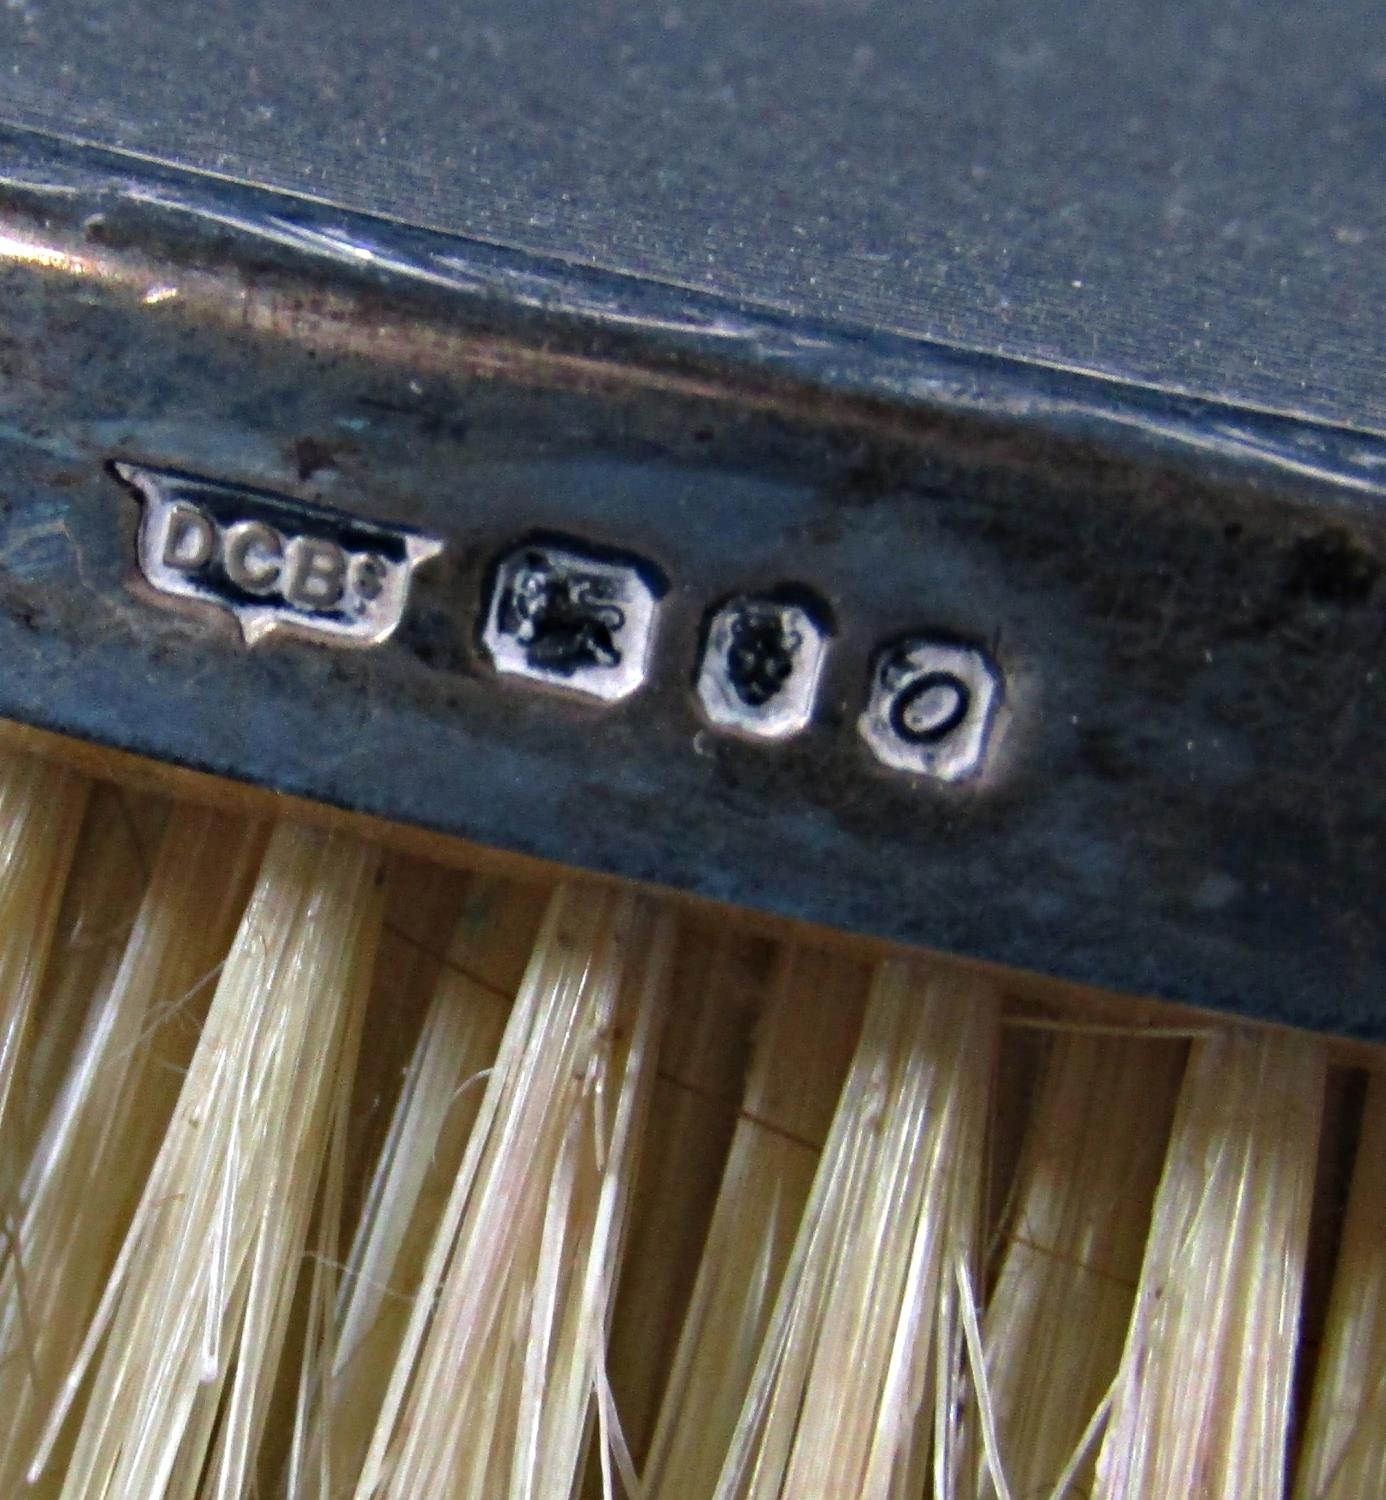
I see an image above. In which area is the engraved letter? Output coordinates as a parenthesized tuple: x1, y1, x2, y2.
(162, 503, 216, 572)
(858, 638, 1001, 781)
(284, 537, 347, 611)
(224, 521, 285, 595)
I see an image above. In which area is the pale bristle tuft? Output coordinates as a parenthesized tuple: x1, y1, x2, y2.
(973, 1031, 1184, 1499)
(352, 883, 675, 1500)
(641, 946, 868, 1500)
(0, 805, 262, 1493)
(704, 960, 998, 1500)
(1093, 1028, 1326, 1500)
(26, 823, 385, 1499)
(1294, 1074, 1386, 1499)
(0, 751, 90, 1177)
(295, 874, 546, 1491)
(0, 753, 1380, 1500)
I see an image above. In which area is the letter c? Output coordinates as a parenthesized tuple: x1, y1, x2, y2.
(223, 521, 284, 595)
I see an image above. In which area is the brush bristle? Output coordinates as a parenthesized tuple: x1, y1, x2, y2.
(0, 746, 1380, 1499)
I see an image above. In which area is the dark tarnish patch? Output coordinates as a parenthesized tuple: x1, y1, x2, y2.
(835, 444, 919, 507)
(357, 394, 470, 444)
(292, 436, 337, 482)
(1078, 724, 1141, 784)
(1283, 529, 1380, 608)
(396, 602, 471, 675)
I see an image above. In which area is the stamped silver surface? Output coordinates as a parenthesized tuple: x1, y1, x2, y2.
(859, 639, 1001, 781)
(118, 463, 1005, 778)
(696, 596, 830, 740)
(119, 463, 443, 646)
(482, 540, 661, 702)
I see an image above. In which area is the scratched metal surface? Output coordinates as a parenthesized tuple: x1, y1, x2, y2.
(0, 141, 1384, 1036)
(0, 0, 1382, 437)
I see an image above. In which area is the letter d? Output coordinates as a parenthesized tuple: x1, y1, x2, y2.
(161, 502, 215, 571)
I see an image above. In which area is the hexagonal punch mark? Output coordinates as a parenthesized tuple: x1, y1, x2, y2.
(696, 594, 831, 740)
(859, 638, 1002, 781)
(481, 539, 664, 703)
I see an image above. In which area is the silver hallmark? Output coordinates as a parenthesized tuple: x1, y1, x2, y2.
(482, 540, 661, 702)
(695, 595, 830, 740)
(119, 461, 1007, 783)
(858, 638, 1001, 781)
(118, 462, 443, 646)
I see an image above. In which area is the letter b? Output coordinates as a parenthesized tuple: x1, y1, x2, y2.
(284, 537, 347, 611)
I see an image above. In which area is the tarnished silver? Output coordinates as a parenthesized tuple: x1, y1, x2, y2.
(859, 639, 1001, 781)
(120, 464, 443, 647)
(695, 596, 829, 740)
(5, 142, 1381, 1037)
(481, 540, 661, 702)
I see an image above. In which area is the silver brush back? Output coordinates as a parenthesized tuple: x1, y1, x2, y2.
(0, 16, 1382, 1034)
